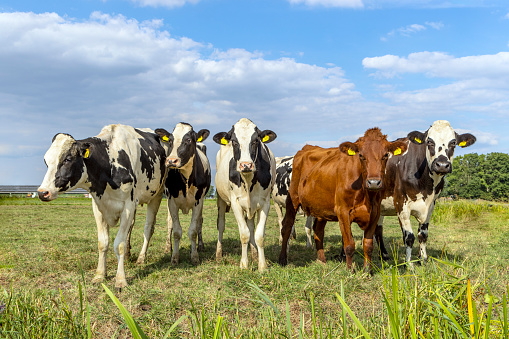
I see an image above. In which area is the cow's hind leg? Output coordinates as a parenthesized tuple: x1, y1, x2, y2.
(167, 199, 182, 265)
(197, 213, 204, 252)
(305, 216, 314, 249)
(374, 216, 390, 261)
(254, 202, 271, 272)
(216, 196, 227, 261)
(313, 218, 327, 264)
(91, 199, 110, 283)
(165, 212, 173, 254)
(136, 193, 162, 264)
(189, 200, 204, 265)
(247, 216, 258, 262)
(274, 202, 284, 245)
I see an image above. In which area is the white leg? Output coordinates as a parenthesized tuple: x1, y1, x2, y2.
(136, 193, 162, 264)
(305, 216, 314, 249)
(188, 199, 204, 265)
(216, 196, 227, 260)
(397, 206, 415, 267)
(165, 210, 173, 254)
(231, 200, 250, 269)
(274, 202, 284, 245)
(255, 201, 270, 272)
(91, 199, 109, 283)
(247, 216, 258, 262)
(418, 202, 434, 264)
(168, 199, 182, 265)
(114, 202, 136, 288)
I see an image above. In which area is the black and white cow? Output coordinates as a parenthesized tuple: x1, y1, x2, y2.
(154, 123, 211, 266)
(38, 124, 169, 288)
(376, 120, 476, 265)
(272, 156, 314, 248)
(213, 118, 277, 272)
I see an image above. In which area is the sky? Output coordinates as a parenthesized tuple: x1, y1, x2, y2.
(1, 0, 508, 185)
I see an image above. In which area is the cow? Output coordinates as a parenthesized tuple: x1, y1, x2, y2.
(213, 118, 277, 272)
(272, 156, 314, 248)
(38, 124, 169, 288)
(279, 128, 408, 272)
(375, 120, 476, 265)
(154, 123, 211, 266)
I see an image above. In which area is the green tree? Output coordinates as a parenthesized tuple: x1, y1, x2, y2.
(482, 152, 509, 201)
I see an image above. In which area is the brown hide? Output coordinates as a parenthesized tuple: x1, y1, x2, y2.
(279, 128, 408, 272)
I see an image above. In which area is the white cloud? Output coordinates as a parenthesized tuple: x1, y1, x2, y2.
(287, 0, 364, 8)
(130, 0, 201, 8)
(381, 21, 443, 41)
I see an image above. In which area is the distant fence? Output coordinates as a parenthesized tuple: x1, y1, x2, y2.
(0, 185, 88, 197)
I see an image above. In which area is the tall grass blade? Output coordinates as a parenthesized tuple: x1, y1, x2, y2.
(213, 315, 223, 339)
(285, 299, 292, 338)
(502, 292, 508, 339)
(484, 295, 493, 339)
(79, 261, 92, 339)
(434, 298, 468, 337)
(341, 281, 347, 339)
(162, 314, 187, 339)
(310, 292, 317, 339)
(335, 293, 372, 339)
(246, 281, 279, 316)
(467, 279, 475, 337)
(102, 284, 149, 339)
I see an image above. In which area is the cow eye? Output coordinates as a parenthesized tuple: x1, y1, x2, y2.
(450, 140, 457, 147)
(382, 153, 389, 160)
(64, 156, 72, 163)
(427, 139, 434, 146)
(231, 140, 239, 147)
(359, 154, 366, 160)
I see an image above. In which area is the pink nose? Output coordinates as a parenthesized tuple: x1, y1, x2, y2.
(166, 157, 180, 167)
(239, 161, 254, 172)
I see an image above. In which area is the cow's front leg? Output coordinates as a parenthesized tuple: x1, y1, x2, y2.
(165, 211, 173, 254)
(254, 203, 271, 272)
(274, 202, 285, 245)
(247, 216, 258, 262)
(114, 203, 137, 288)
(313, 219, 327, 263)
(91, 199, 109, 283)
(231, 201, 250, 269)
(216, 196, 227, 261)
(362, 223, 377, 274)
(337, 209, 355, 270)
(137, 193, 162, 264)
(167, 199, 182, 265)
(397, 207, 415, 268)
(305, 216, 314, 249)
(189, 200, 204, 265)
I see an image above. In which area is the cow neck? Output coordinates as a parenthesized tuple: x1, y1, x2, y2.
(178, 153, 195, 181)
(411, 142, 444, 195)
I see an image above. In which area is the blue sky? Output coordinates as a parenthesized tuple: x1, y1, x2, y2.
(1, 0, 508, 184)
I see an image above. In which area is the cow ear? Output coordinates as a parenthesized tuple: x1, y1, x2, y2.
(79, 142, 91, 159)
(259, 130, 277, 143)
(407, 131, 426, 145)
(52, 133, 74, 143)
(213, 132, 229, 145)
(155, 128, 172, 143)
(196, 129, 210, 143)
(456, 133, 476, 148)
(339, 142, 358, 156)
(389, 140, 408, 156)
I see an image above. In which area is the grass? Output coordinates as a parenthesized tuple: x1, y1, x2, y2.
(0, 196, 508, 337)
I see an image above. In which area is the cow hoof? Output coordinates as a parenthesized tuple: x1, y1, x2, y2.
(115, 279, 128, 289)
(91, 275, 105, 284)
(197, 242, 205, 252)
(136, 255, 146, 265)
(191, 254, 200, 266)
(171, 254, 179, 266)
(164, 244, 172, 254)
(239, 262, 248, 269)
(381, 252, 390, 261)
(278, 255, 288, 266)
(258, 264, 268, 273)
(216, 249, 223, 261)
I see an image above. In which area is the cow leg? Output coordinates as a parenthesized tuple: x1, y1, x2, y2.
(136, 193, 162, 264)
(274, 202, 285, 245)
(418, 202, 433, 264)
(254, 202, 270, 272)
(197, 212, 204, 252)
(91, 199, 110, 283)
(167, 199, 182, 265)
(216, 196, 227, 261)
(313, 218, 327, 264)
(231, 201, 250, 269)
(165, 211, 173, 254)
(125, 210, 136, 263)
(362, 225, 377, 274)
(247, 216, 258, 262)
(397, 206, 415, 267)
(279, 195, 297, 266)
(305, 216, 314, 249)
(375, 216, 390, 261)
(113, 202, 137, 288)
(338, 209, 355, 270)
(188, 200, 204, 265)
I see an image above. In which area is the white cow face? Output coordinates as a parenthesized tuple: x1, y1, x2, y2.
(155, 123, 209, 169)
(213, 118, 276, 173)
(408, 120, 476, 175)
(38, 133, 88, 201)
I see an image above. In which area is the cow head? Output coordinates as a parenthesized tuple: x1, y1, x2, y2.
(339, 128, 408, 191)
(407, 120, 476, 175)
(213, 118, 276, 173)
(38, 133, 89, 201)
(155, 123, 210, 169)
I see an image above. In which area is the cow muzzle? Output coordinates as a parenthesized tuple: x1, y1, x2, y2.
(431, 157, 452, 174)
(166, 157, 181, 168)
(366, 178, 383, 190)
(239, 161, 254, 173)
(37, 188, 56, 202)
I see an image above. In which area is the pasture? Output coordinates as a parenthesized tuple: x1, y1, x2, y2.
(0, 196, 508, 338)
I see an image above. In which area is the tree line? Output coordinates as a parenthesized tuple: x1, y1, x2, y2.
(443, 153, 509, 201)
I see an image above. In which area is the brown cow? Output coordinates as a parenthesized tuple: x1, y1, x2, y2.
(278, 128, 408, 272)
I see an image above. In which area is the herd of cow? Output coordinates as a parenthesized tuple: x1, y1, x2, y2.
(37, 118, 475, 288)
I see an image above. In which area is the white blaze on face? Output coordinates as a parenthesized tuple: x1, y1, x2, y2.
(169, 123, 193, 161)
(234, 118, 258, 170)
(39, 134, 75, 197)
(425, 120, 456, 167)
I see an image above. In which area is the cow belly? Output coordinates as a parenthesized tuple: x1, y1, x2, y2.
(172, 188, 200, 214)
(407, 194, 434, 223)
(380, 196, 397, 216)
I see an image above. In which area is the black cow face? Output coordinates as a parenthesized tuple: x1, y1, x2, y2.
(408, 120, 476, 175)
(213, 118, 276, 173)
(156, 123, 209, 169)
(38, 133, 89, 201)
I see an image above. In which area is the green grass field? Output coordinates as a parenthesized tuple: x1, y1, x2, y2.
(0, 196, 508, 338)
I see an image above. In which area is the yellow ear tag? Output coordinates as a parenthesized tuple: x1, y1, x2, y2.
(84, 148, 90, 159)
(197, 136, 203, 142)
(415, 137, 422, 144)
(393, 147, 402, 156)
(262, 135, 270, 143)
(347, 149, 356, 156)
(459, 141, 466, 147)
(220, 137, 228, 145)
(162, 136, 169, 142)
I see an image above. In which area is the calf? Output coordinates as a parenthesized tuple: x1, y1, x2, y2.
(272, 156, 314, 247)
(38, 124, 168, 288)
(213, 118, 277, 272)
(376, 120, 476, 265)
(279, 128, 407, 271)
(155, 123, 211, 265)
